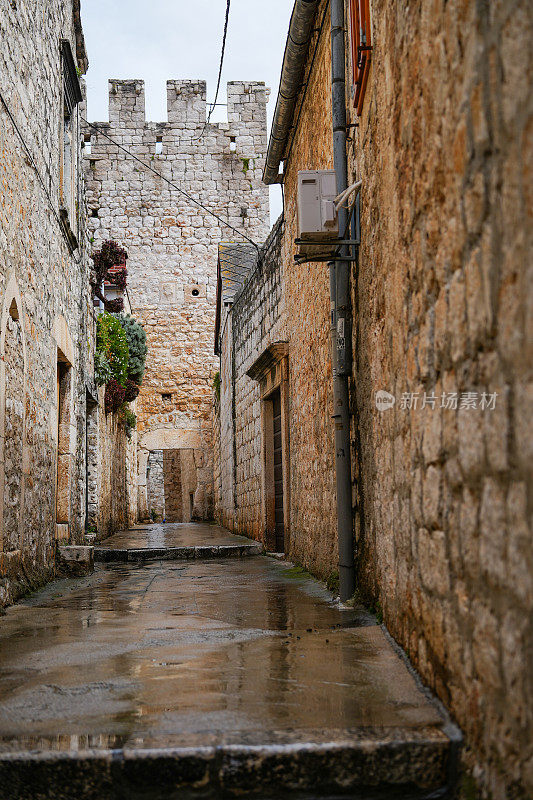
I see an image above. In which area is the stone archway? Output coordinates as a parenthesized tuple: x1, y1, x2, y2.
(137, 427, 211, 522)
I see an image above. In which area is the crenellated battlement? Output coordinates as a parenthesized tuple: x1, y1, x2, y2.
(101, 79, 269, 133)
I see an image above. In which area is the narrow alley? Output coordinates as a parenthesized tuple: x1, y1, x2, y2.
(0, 523, 457, 799)
(0, 0, 531, 798)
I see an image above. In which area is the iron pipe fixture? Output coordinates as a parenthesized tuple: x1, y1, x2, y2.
(329, 0, 356, 601)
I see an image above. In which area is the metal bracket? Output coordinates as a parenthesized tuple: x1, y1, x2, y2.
(294, 236, 360, 265)
(294, 238, 360, 247)
(294, 255, 358, 265)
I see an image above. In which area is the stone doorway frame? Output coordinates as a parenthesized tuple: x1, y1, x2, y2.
(246, 343, 290, 553)
(53, 316, 75, 543)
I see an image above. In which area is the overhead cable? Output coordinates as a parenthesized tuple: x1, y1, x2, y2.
(197, 0, 231, 140)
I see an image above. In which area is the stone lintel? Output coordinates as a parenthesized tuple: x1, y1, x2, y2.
(246, 342, 289, 382)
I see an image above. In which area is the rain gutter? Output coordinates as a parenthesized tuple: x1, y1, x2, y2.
(263, 0, 320, 185)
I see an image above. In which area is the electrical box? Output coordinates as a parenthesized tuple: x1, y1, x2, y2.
(297, 170, 338, 240)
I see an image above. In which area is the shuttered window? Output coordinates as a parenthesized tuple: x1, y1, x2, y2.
(349, 0, 372, 115)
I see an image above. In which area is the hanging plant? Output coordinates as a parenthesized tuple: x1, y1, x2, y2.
(95, 350, 113, 387)
(96, 312, 129, 388)
(104, 379, 126, 414)
(118, 314, 147, 385)
(108, 267, 128, 291)
(105, 297, 124, 313)
(123, 378, 140, 402)
(213, 370, 220, 402)
(120, 405, 137, 438)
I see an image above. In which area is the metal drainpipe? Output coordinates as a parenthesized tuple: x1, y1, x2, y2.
(330, 0, 356, 601)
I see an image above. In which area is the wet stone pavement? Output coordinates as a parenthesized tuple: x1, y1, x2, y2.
(93, 522, 262, 563)
(0, 524, 459, 800)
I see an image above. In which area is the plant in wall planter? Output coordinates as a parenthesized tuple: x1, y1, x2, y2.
(92, 244, 148, 421)
(95, 312, 129, 388)
(94, 312, 147, 419)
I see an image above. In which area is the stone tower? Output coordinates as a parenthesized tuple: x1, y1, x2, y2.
(84, 79, 270, 521)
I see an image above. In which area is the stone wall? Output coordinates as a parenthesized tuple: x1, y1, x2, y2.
(213, 389, 222, 521)
(0, 0, 94, 605)
(215, 219, 285, 542)
(89, 387, 138, 539)
(85, 79, 270, 522)
(279, 0, 338, 576)
(147, 450, 165, 521)
(348, 2, 533, 797)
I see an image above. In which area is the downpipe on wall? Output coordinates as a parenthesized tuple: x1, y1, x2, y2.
(330, 0, 356, 602)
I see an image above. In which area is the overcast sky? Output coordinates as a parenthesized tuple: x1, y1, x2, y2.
(81, 0, 292, 224)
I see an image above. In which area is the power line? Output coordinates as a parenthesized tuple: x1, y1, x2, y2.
(82, 116, 259, 250)
(197, 0, 231, 140)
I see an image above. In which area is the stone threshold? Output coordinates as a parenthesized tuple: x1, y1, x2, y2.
(0, 726, 459, 800)
(93, 543, 263, 562)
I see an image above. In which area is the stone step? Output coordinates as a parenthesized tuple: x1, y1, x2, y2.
(0, 727, 459, 799)
(94, 542, 263, 562)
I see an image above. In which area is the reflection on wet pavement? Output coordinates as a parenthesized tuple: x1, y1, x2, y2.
(0, 556, 445, 753)
(97, 522, 252, 550)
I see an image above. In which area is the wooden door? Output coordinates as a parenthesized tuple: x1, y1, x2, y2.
(272, 390, 284, 552)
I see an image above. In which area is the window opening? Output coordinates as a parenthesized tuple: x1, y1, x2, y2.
(59, 40, 82, 241)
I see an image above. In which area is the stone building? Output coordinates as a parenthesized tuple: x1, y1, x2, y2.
(0, 0, 94, 606)
(85, 79, 270, 523)
(215, 0, 532, 797)
(214, 225, 286, 546)
(0, 1, 139, 604)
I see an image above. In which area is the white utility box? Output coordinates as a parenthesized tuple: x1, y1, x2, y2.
(297, 170, 338, 240)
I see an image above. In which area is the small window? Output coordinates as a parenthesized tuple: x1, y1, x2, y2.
(83, 133, 92, 154)
(8, 298, 19, 321)
(161, 393, 172, 402)
(349, 0, 372, 115)
(60, 40, 82, 242)
(90, 208, 98, 218)
(191, 288, 200, 297)
(155, 136, 163, 155)
(229, 136, 236, 152)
